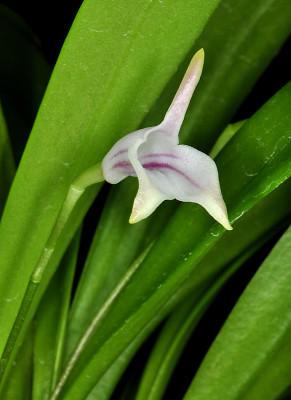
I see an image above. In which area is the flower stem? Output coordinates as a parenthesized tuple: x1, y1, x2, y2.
(0, 163, 104, 383)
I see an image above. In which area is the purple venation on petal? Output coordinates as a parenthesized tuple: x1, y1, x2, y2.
(140, 153, 179, 160)
(113, 161, 135, 176)
(112, 149, 128, 159)
(113, 161, 131, 168)
(142, 162, 200, 188)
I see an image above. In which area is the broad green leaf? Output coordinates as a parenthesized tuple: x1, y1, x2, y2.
(0, 101, 15, 214)
(0, 5, 51, 160)
(33, 231, 81, 400)
(0, 326, 33, 400)
(52, 83, 291, 399)
(183, 224, 291, 400)
(86, 178, 291, 400)
(0, 0, 221, 371)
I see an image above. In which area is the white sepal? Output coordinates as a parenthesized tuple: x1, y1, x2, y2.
(101, 49, 232, 230)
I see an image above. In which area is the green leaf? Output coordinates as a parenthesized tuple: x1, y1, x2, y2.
(0, 0, 221, 370)
(32, 231, 81, 400)
(183, 224, 291, 400)
(52, 82, 291, 399)
(0, 101, 15, 214)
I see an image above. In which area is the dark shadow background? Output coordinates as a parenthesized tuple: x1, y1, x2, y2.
(0, 1, 83, 65)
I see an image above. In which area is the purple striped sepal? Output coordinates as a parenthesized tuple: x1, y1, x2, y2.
(102, 49, 232, 230)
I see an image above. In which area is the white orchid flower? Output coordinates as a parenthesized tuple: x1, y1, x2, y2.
(102, 49, 232, 230)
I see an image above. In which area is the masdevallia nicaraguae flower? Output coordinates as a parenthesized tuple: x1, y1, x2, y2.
(102, 49, 232, 230)
(6, 52, 230, 382)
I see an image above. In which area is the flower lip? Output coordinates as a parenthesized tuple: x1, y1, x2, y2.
(102, 49, 232, 230)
